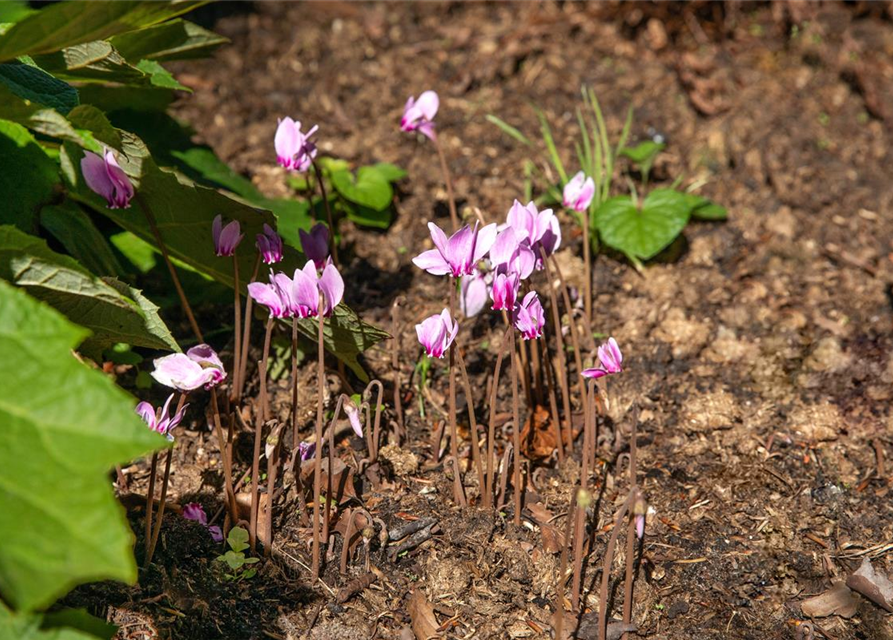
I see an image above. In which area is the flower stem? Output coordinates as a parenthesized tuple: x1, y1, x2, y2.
(135, 193, 203, 342)
(447, 280, 466, 507)
(144, 452, 159, 558)
(311, 160, 340, 267)
(236, 254, 261, 402)
(486, 325, 512, 509)
(144, 447, 172, 565)
(291, 317, 300, 453)
(231, 255, 242, 403)
(311, 301, 326, 580)
(540, 249, 571, 460)
(455, 348, 485, 505)
(433, 136, 459, 231)
(554, 485, 578, 640)
(250, 318, 274, 554)
(210, 387, 238, 526)
(509, 328, 522, 525)
(570, 380, 594, 611)
(582, 206, 593, 337)
(598, 491, 636, 640)
(549, 255, 588, 412)
(622, 408, 640, 639)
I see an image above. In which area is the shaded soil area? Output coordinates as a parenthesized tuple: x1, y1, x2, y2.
(67, 3, 893, 639)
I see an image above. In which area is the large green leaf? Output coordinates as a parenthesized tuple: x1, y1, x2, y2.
(0, 1, 207, 62)
(0, 225, 179, 353)
(0, 119, 60, 233)
(77, 84, 174, 113)
(0, 61, 79, 114)
(0, 2, 36, 25)
(330, 166, 393, 211)
(134, 59, 189, 91)
(595, 189, 692, 260)
(0, 280, 167, 611)
(0, 604, 97, 640)
(109, 19, 228, 62)
(30, 41, 148, 86)
(0, 84, 89, 147)
(39, 201, 126, 277)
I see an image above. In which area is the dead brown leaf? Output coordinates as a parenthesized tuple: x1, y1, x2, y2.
(520, 405, 558, 460)
(847, 557, 893, 613)
(409, 589, 440, 640)
(800, 581, 859, 618)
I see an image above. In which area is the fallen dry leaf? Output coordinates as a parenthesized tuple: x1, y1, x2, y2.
(409, 589, 440, 639)
(800, 581, 859, 618)
(847, 557, 893, 613)
(520, 405, 558, 460)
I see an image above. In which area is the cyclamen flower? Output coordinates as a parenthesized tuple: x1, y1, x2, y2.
(247, 272, 292, 319)
(412, 221, 498, 278)
(298, 441, 316, 461)
(81, 148, 134, 209)
(212, 215, 243, 257)
(416, 308, 459, 359)
(256, 224, 283, 264)
(299, 223, 330, 270)
(135, 393, 188, 441)
(490, 271, 519, 312)
(152, 344, 227, 391)
(512, 291, 545, 340)
(291, 260, 344, 318)
(400, 90, 438, 141)
(581, 337, 623, 379)
(344, 398, 364, 438)
(182, 503, 224, 542)
(489, 228, 535, 280)
(275, 117, 318, 173)
(505, 200, 561, 268)
(562, 171, 596, 213)
(460, 272, 490, 318)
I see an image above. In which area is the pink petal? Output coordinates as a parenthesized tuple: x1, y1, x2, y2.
(81, 151, 115, 205)
(135, 401, 157, 430)
(472, 223, 498, 263)
(318, 262, 344, 316)
(412, 249, 451, 276)
(416, 90, 439, 121)
(427, 222, 450, 258)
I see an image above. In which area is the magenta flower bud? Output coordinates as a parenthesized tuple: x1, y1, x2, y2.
(489, 228, 535, 280)
(490, 271, 519, 312)
(413, 221, 498, 278)
(152, 344, 226, 391)
(291, 260, 344, 318)
(400, 90, 438, 141)
(299, 223, 330, 270)
(135, 393, 188, 441)
(81, 148, 134, 209)
(512, 291, 545, 340)
(275, 117, 318, 173)
(581, 337, 624, 379)
(460, 272, 490, 318)
(208, 525, 224, 542)
(416, 308, 458, 359)
(562, 171, 596, 213)
(255, 224, 283, 264)
(212, 215, 243, 257)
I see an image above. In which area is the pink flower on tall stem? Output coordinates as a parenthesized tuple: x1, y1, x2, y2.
(490, 272, 520, 312)
(562, 171, 596, 213)
(412, 221, 497, 278)
(136, 393, 188, 441)
(416, 308, 459, 359)
(505, 200, 561, 268)
(275, 117, 318, 173)
(81, 148, 134, 209)
(212, 215, 243, 257)
(152, 344, 227, 391)
(512, 291, 545, 340)
(256, 224, 283, 264)
(299, 223, 330, 270)
(247, 272, 292, 318)
(291, 260, 344, 318)
(581, 337, 623, 379)
(400, 91, 439, 141)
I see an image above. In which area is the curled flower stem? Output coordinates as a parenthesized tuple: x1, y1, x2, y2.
(231, 255, 242, 403)
(360, 380, 384, 468)
(311, 160, 340, 268)
(486, 325, 513, 509)
(510, 327, 522, 525)
(311, 296, 326, 580)
(447, 279, 467, 507)
(264, 423, 281, 559)
(571, 380, 595, 611)
(236, 254, 261, 403)
(135, 194, 203, 342)
(250, 318, 274, 553)
(543, 340, 564, 463)
(432, 135, 459, 231)
(455, 348, 485, 504)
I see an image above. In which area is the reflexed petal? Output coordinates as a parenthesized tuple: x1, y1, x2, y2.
(581, 367, 609, 379)
(275, 117, 298, 166)
(135, 401, 157, 430)
(300, 223, 329, 268)
(212, 215, 223, 247)
(427, 222, 450, 259)
(152, 353, 208, 391)
(345, 401, 364, 438)
(418, 121, 437, 141)
(460, 273, 489, 317)
(412, 249, 451, 276)
(489, 228, 520, 267)
(103, 149, 134, 208)
(472, 223, 498, 263)
(318, 262, 344, 315)
(208, 525, 224, 542)
(416, 90, 439, 120)
(81, 150, 115, 206)
(292, 261, 320, 316)
(446, 224, 475, 273)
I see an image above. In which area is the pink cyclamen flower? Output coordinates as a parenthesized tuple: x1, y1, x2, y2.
(344, 399, 364, 439)
(460, 272, 490, 318)
(412, 221, 498, 278)
(256, 224, 283, 264)
(291, 260, 344, 318)
(275, 117, 318, 172)
(581, 337, 624, 379)
(212, 215, 243, 257)
(247, 272, 291, 318)
(298, 441, 316, 461)
(81, 148, 134, 209)
(635, 514, 645, 540)
(512, 291, 545, 340)
(182, 503, 224, 542)
(489, 228, 535, 280)
(135, 393, 188, 441)
(506, 200, 561, 268)
(562, 171, 596, 213)
(151, 344, 227, 391)
(299, 223, 330, 270)
(400, 90, 438, 141)
(490, 271, 520, 312)
(416, 308, 459, 359)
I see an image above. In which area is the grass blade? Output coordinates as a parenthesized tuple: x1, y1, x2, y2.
(486, 114, 532, 147)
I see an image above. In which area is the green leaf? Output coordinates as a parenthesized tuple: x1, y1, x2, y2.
(343, 202, 393, 229)
(109, 231, 156, 274)
(77, 85, 174, 113)
(227, 527, 249, 553)
(0, 225, 179, 353)
(619, 140, 665, 165)
(30, 41, 148, 86)
(486, 114, 532, 147)
(0, 604, 98, 640)
(134, 59, 189, 91)
(0, 2, 36, 25)
(330, 167, 393, 210)
(0, 119, 60, 233)
(0, 61, 78, 114)
(66, 105, 121, 149)
(682, 193, 728, 220)
(0, 281, 167, 611)
(41, 609, 117, 640)
(0, 85, 89, 147)
(109, 19, 228, 62)
(369, 162, 407, 183)
(0, 1, 207, 62)
(595, 189, 692, 260)
(39, 201, 126, 277)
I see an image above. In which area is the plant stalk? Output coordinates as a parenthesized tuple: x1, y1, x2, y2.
(486, 325, 513, 509)
(311, 160, 340, 267)
(510, 328, 522, 525)
(231, 255, 242, 403)
(455, 348, 486, 505)
(433, 135, 459, 230)
(236, 254, 261, 402)
(311, 298, 326, 579)
(249, 318, 274, 553)
(447, 279, 467, 506)
(210, 387, 238, 526)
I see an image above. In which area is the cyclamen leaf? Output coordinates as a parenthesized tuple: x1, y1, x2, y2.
(330, 167, 393, 211)
(39, 201, 126, 278)
(0, 61, 79, 114)
(595, 189, 692, 261)
(109, 19, 228, 62)
(0, 119, 60, 234)
(31, 41, 149, 87)
(0, 225, 179, 353)
(0, 281, 167, 611)
(134, 59, 190, 91)
(0, 604, 99, 640)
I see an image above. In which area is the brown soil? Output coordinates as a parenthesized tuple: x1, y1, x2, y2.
(65, 3, 893, 639)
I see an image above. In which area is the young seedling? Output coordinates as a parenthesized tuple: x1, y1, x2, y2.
(216, 526, 260, 581)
